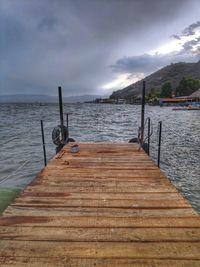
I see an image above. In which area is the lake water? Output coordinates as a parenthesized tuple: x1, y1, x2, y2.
(0, 103, 200, 213)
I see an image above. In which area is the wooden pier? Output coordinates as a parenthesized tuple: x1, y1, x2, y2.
(0, 142, 200, 266)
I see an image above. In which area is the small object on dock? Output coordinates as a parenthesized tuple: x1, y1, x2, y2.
(129, 137, 138, 143)
(68, 137, 75, 142)
(55, 150, 65, 159)
(70, 143, 79, 153)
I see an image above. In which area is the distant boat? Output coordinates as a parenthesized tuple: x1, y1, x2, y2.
(173, 104, 200, 111)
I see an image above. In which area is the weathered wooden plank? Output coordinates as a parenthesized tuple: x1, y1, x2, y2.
(1, 226, 200, 242)
(1, 216, 200, 228)
(49, 160, 155, 166)
(31, 174, 168, 182)
(46, 166, 159, 170)
(1, 257, 200, 267)
(0, 216, 199, 228)
(36, 175, 167, 182)
(24, 185, 177, 193)
(46, 164, 159, 170)
(30, 180, 172, 188)
(51, 158, 155, 163)
(19, 192, 185, 200)
(31, 177, 168, 184)
(62, 142, 140, 150)
(39, 168, 166, 177)
(0, 241, 200, 259)
(59, 157, 153, 162)
(12, 198, 190, 208)
(56, 151, 147, 157)
(3, 206, 196, 217)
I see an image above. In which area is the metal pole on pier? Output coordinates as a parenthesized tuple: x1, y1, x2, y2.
(66, 113, 69, 129)
(58, 86, 64, 127)
(157, 121, 162, 167)
(40, 120, 47, 166)
(58, 86, 65, 144)
(141, 80, 146, 144)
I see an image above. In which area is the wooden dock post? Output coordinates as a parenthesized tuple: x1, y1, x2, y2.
(0, 142, 200, 266)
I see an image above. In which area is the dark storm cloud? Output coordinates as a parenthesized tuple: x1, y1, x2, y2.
(182, 21, 200, 36)
(182, 37, 200, 53)
(111, 49, 200, 76)
(111, 51, 200, 76)
(111, 53, 186, 75)
(173, 20, 200, 39)
(172, 34, 181, 40)
(38, 17, 58, 32)
(0, 0, 198, 95)
(111, 54, 161, 73)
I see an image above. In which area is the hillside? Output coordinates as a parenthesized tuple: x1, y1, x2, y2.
(110, 60, 200, 99)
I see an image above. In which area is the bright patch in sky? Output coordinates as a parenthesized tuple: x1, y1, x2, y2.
(150, 40, 182, 55)
(102, 73, 144, 91)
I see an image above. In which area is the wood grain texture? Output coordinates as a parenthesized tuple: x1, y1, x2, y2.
(1, 240, 200, 258)
(0, 142, 199, 266)
(1, 227, 200, 242)
(0, 258, 200, 267)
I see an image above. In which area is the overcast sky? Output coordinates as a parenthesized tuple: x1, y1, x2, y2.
(1, 0, 200, 96)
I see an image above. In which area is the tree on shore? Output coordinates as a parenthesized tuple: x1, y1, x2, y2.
(146, 88, 160, 103)
(176, 77, 200, 96)
(160, 82, 172, 98)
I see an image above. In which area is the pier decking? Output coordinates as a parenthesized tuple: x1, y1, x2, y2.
(0, 142, 200, 266)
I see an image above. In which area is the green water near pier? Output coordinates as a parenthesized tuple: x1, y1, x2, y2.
(0, 189, 21, 214)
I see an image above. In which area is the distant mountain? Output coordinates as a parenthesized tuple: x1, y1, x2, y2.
(0, 94, 54, 103)
(110, 60, 200, 99)
(0, 94, 107, 103)
(63, 94, 108, 103)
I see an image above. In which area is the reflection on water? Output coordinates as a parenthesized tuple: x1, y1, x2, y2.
(0, 103, 200, 212)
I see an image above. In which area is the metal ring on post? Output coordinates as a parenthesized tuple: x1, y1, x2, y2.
(52, 125, 69, 146)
